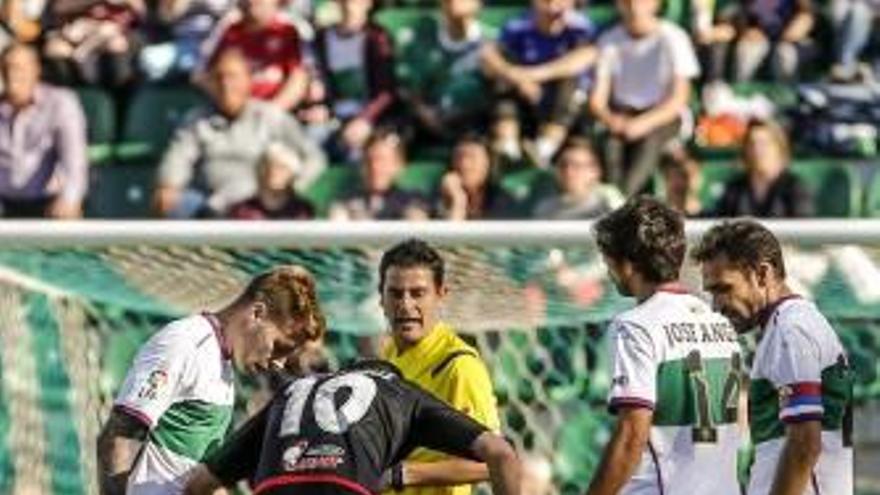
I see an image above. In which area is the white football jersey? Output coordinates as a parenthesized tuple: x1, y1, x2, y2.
(114, 314, 235, 494)
(748, 297, 853, 495)
(607, 286, 743, 495)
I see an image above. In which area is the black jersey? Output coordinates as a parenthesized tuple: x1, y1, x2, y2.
(205, 362, 489, 495)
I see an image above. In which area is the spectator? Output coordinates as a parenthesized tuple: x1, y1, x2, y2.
(590, 0, 699, 195)
(830, 0, 877, 82)
(154, 49, 325, 218)
(201, 0, 308, 111)
(532, 138, 624, 219)
(42, 0, 145, 87)
(481, 0, 596, 168)
(713, 119, 813, 217)
(308, 0, 396, 163)
(0, 0, 44, 52)
(436, 134, 517, 220)
(689, 0, 737, 81)
(227, 142, 316, 219)
(398, 0, 489, 143)
(730, 0, 815, 81)
(139, 0, 234, 82)
(659, 144, 703, 216)
(0, 43, 87, 218)
(328, 128, 429, 220)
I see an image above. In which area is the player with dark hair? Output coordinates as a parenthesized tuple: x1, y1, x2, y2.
(588, 196, 742, 495)
(182, 360, 522, 495)
(97, 265, 326, 495)
(378, 238, 502, 495)
(692, 219, 853, 495)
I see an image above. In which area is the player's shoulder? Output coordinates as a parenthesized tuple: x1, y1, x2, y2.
(769, 297, 830, 337)
(147, 314, 213, 352)
(434, 329, 488, 376)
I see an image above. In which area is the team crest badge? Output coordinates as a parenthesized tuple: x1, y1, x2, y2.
(137, 369, 169, 400)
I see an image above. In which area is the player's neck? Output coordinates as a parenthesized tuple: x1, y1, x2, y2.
(632, 279, 679, 303)
(762, 283, 795, 312)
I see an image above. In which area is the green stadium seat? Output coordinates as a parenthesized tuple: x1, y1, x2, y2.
(116, 85, 208, 163)
(500, 167, 557, 216)
(696, 160, 861, 217)
(396, 161, 446, 196)
(73, 87, 116, 165)
(302, 166, 360, 217)
(85, 163, 155, 218)
(863, 168, 880, 217)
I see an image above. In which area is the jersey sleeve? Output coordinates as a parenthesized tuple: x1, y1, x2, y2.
(407, 384, 489, 461)
(445, 354, 501, 431)
(112, 329, 194, 427)
(204, 402, 271, 486)
(764, 319, 824, 423)
(607, 319, 658, 413)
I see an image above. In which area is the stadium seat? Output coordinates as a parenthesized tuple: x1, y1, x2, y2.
(695, 160, 861, 217)
(86, 163, 156, 218)
(499, 167, 557, 216)
(302, 166, 360, 217)
(73, 87, 116, 165)
(116, 85, 208, 164)
(396, 161, 446, 196)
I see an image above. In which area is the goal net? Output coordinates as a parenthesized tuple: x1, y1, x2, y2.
(0, 220, 878, 495)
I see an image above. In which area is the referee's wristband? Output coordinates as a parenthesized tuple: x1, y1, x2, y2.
(391, 462, 405, 492)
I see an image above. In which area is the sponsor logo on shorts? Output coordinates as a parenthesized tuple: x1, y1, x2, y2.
(283, 440, 310, 471)
(137, 369, 169, 400)
(305, 444, 345, 457)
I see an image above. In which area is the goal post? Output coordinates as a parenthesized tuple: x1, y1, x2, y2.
(0, 220, 878, 495)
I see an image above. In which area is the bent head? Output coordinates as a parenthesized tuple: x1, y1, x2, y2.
(227, 265, 326, 373)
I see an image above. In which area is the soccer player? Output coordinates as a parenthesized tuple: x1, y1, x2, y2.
(379, 239, 501, 494)
(96, 265, 327, 495)
(182, 360, 522, 495)
(589, 196, 743, 494)
(692, 219, 854, 495)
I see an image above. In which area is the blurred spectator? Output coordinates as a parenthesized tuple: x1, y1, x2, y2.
(306, 0, 396, 163)
(590, 0, 699, 195)
(226, 142, 316, 219)
(42, 0, 145, 87)
(139, 0, 234, 82)
(730, 0, 815, 81)
(328, 128, 429, 220)
(689, 0, 736, 81)
(0, 43, 87, 218)
(201, 0, 308, 111)
(398, 0, 489, 143)
(481, 0, 595, 168)
(830, 0, 877, 82)
(659, 143, 703, 216)
(0, 0, 44, 53)
(713, 118, 813, 217)
(436, 133, 517, 220)
(155, 49, 325, 218)
(532, 138, 624, 218)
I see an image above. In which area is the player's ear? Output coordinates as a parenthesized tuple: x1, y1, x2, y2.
(755, 261, 772, 287)
(252, 301, 268, 322)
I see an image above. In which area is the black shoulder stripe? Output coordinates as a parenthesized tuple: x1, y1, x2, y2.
(431, 350, 478, 378)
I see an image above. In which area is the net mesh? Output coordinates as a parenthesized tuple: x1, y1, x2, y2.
(0, 238, 879, 494)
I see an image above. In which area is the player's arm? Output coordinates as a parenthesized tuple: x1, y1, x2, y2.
(586, 407, 653, 495)
(408, 388, 521, 495)
(769, 420, 822, 495)
(766, 320, 826, 495)
(401, 354, 500, 486)
(587, 319, 658, 495)
(96, 408, 149, 495)
(185, 401, 271, 494)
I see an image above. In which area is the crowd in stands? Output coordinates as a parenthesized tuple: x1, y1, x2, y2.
(0, 0, 877, 219)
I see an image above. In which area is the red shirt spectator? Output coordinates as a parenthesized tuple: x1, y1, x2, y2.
(210, 14, 302, 100)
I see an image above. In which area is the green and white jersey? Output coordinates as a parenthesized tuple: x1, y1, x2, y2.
(608, 286, 743, 495)
(748, 297, 853, 495)
(114, 314, 235, 494)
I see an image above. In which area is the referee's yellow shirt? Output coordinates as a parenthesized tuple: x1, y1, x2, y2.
(382, 322, 501, 495)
